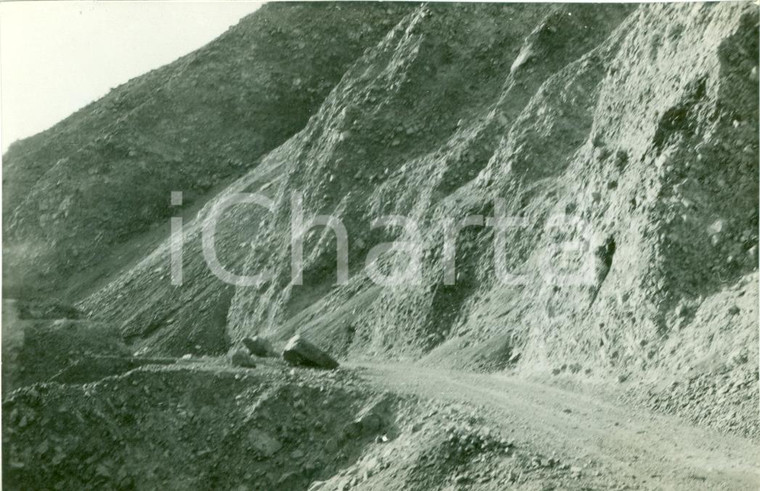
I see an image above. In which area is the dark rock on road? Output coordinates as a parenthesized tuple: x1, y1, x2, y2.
(242, 336, 273, 358)
(282, 335, 339, 370)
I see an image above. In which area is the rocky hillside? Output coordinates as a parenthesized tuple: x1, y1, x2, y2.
(2, 2, 415, 299)
(4, 1, 758, 440)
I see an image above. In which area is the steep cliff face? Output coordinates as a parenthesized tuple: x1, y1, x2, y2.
(229, 5, 758, 437)
(21, 2, 758, 435)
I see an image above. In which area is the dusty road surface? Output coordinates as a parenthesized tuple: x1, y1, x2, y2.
(354, 362, 760, 490)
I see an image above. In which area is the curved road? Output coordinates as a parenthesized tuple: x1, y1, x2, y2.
(354, 362, 760, 490)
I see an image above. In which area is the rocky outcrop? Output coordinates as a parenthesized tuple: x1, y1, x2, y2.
(242, 336, 273, 357)
(282, 336, 339, 370)
(37, 3, 760, 436)
(228, 347, 257, 368)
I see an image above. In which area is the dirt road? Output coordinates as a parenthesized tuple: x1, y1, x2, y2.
(354, 362, 760, 490)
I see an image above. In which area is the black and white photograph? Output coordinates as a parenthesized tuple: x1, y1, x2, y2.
(1, 1, 758, 489)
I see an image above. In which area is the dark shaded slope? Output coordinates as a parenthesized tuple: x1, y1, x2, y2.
(2, 2, 415, 299)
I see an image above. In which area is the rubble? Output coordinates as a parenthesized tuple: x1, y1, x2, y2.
(229, 347, 257, 368)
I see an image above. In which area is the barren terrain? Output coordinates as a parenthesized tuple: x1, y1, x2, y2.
(2, 2, 758, 490)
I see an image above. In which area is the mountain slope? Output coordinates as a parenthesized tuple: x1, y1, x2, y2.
(80, 2, 758, 437)
(80, 3, 633, 354)
(6, 2, 758, 441)
(2, 2, 415, 299)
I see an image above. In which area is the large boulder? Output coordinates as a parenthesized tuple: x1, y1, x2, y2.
(242, 336, 273, 358)
(282, 335, 339, 370)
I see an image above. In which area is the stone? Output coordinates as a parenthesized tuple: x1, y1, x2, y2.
(242, 336, 273, 357)
(748, 245, 757, 260)
(229, 347, 256, 368)
(708, 219, 725, 236)
(282, 335, 339, 369)
(675, 303, 687, 318)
